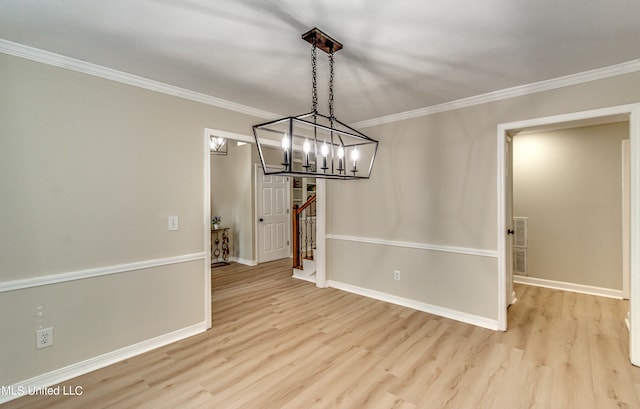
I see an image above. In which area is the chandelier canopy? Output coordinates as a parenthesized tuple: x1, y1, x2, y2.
(253, 28, 378, 180)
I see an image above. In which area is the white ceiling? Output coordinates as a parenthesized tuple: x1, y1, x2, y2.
(1, 0, 639, 123)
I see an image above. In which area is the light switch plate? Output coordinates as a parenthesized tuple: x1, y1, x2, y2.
(168, 216, 179, 231)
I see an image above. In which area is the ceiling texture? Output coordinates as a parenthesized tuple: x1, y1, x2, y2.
(1, 0, 639, 123)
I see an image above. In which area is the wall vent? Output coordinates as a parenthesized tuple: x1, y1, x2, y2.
(513, 247, 528, 275)
(513, 217, 527, 247)
(513, 217, 528, 275)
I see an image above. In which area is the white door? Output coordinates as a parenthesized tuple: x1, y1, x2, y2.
(506, 136, 515, 305)
(257, 167, 290, 263)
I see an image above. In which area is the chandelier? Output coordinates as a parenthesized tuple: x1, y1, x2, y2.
(253, 28, 378, 179)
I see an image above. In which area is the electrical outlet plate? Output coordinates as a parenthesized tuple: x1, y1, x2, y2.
(36, 327, 53, 349)
(394, 270, 401, 281)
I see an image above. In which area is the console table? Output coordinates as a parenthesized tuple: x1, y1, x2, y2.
(211, 227, 230, 267)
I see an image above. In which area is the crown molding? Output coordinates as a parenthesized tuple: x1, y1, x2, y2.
(352, 59, 640, 129)
(0, 39, 279, 120)
(3, 39, 638, 128)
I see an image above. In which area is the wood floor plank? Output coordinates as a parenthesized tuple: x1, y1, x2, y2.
(3, 261, 640, 408)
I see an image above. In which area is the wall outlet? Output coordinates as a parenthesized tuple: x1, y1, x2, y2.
(168, 216, 179, 231)
(36, 327, 53, 349)
(394, 270, 401, 281)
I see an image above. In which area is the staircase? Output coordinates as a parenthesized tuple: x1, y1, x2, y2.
(292, 194, 316, 282)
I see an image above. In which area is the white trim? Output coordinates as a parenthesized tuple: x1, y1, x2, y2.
(0, 322, 206, 405)
(498, 104, 640, 131)
(497, 126, 508, 331)
(623, 139, 631, 299)
(230, 257, 257, 266)
(514, 275, 623, 299)
(5, 38, 638, 136)
(315, 179, 327, 287)
(205, 128, 256, 145)
(328, 280, 499, 330)
(0, 39, 279, 120)
(0, 253, 206, 293)
(3, 39, 638, 131)
(292, 274, 316, 284)
(203, 129, 212, 330)
(497, 103, 640, 365)
(630, 104, 640, 366)
(326, 234, 498, 258)
(254, 163, 260, 265)
(352, 59, 640, 128)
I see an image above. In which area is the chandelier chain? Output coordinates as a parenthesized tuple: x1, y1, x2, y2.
(329, 51, 335, 122)
(311, 38, 318, 114)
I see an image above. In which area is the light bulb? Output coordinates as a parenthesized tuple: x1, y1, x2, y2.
(320, 141, 329, 171)
(302, 138, 311, 168)
(321, 142, 329, 157)
(350, 148, 359, 174)
(336, 146, 345, 173)
(281, 133, 290, 167)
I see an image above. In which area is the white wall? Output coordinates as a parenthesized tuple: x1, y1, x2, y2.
(513, 122, 628, 289)
(0, 52, 261, 387)
(326, 71, 640, 326)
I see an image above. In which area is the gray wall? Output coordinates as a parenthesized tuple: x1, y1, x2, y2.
(0, 52, 261, 385)
(513, 122, 628, 289)
(326, 71, 640, 321)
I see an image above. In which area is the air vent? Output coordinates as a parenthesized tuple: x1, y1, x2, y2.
(513, 247, 528, 275)
(513, 217, 527, 247)
(512, 217, 528, 275)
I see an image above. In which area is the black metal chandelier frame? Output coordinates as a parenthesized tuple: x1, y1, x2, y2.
(253, 27, 378, 180)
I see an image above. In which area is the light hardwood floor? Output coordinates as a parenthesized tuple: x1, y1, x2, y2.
(3, 260, 640, 408)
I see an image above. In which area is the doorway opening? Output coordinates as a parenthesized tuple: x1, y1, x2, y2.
(510, 121, 628, 298)
(203, 129, 327, 324)
(497, 103, 640, 365)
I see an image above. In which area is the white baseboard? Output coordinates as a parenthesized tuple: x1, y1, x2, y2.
(230, 257, 257, 266)
(513, 275, 623, 299)
(327, 280, 499, 331)
(0, 321, 207, 404)
(626, 311, 631, 332)
(292, 274, 316, 284)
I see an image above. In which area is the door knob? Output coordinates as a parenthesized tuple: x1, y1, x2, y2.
(507, 229, 514, 235)
(259, 218, 264, 222)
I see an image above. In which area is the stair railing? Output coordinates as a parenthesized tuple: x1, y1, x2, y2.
(292, 194, 316, 269)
